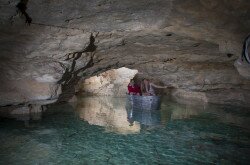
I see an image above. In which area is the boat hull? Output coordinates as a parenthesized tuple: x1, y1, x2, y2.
(127, 95, 161, 110)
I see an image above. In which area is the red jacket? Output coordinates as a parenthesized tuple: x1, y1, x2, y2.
(128, 84, 141, 95)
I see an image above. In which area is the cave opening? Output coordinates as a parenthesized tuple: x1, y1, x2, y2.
(79, 67, 138, 96)
(78, 66, 170, 97)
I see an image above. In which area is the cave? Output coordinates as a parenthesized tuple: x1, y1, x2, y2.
(0, 0, 250, 164)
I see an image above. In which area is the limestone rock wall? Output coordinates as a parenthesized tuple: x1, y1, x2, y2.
(80, 67, 138, 96)
(0, 0, 249, 107)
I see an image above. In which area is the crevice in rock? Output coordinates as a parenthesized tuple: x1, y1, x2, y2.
(163, 58, 176, 63)
(166, 33, 172, 37)
(64, 33, 98, 61)
(16, 0, 32, 25)
(57, 33, 98, 102)
(227, 53, 233, 58)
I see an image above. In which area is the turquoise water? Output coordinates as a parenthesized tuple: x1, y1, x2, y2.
(0, 96, 250, 165)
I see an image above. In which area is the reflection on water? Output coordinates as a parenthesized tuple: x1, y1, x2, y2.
(0, 96, 250, 164)
(76, 96, 172, 134)
(167, 100, 250, 131)
(76, 96, 250, 134)
(76, 96, 141, 134)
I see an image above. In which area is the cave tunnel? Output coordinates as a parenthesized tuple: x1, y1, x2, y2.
(0, 0, 250, 164)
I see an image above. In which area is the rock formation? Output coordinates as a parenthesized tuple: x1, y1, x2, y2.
(80, 67, 138, 96)
(0, 0, 250, 107)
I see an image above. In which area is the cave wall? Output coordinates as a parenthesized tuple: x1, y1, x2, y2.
(0, 0, 250, 107)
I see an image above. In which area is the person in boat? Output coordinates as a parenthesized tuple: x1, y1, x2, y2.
(141, 79, 167, 96)
(127, 79, 141, 95)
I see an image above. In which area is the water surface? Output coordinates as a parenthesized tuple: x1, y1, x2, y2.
(0, 96, 249, 165)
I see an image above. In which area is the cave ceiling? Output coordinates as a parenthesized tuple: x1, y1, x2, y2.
(0, 0, 250, 105)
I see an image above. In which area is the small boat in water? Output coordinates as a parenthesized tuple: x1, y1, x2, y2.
(127, 95, 161, 110)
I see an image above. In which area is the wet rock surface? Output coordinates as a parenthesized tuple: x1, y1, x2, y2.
(0, 0, 250, 107)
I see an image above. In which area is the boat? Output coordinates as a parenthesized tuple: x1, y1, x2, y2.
(126, 95, 161, 110)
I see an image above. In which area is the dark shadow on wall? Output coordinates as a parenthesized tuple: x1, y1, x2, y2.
(57, 33, 98, 102)
(16, 0, 32, 25)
